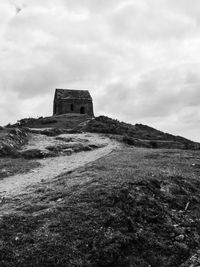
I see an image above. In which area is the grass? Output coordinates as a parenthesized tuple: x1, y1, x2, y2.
(0, 158, 40, 179)
(17, 114, 92, 129)
(85, 116, 200, 149)
(0, 147, 200, 266)
(10, 114, 200, 149)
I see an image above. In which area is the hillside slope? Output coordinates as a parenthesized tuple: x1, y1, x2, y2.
(0, 114, 200, 266)
(1, 147, 200, 266)
(9, 114, 200, 150)
(0, 133, 119, 197)
(84, 116, 200, 150)
(16, 114, 91, 129)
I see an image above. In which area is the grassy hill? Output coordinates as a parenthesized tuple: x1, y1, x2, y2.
(1, 147, 200, 266)
(84, 116, 200, 150)
(15, 114, 91, 129)
(0, 114, 200, 266)
(9, 114, 200, 150)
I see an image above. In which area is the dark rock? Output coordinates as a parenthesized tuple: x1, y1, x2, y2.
(0, 128, 28, 157)
(63, 149, 73, 155)
(174, 242, 189, 251)
(20, 149, 54, 159)
(175, 234, 185, 241)
(174, 227, 186, 235)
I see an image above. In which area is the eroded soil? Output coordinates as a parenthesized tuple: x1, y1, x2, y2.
(0, 132, 120, 197)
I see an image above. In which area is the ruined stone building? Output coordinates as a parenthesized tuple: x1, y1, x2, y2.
(53, 89, 94, 116)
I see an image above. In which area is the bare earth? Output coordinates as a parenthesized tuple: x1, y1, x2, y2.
(0, 133, 120, 197)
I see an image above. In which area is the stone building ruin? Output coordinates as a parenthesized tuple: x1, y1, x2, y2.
(53, 89, 94, 116)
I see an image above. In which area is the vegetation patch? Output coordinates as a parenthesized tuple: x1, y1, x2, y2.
(7, 114, 200, 150)
(0, 157, 40, 179)
(84, 116, 200, 150)
(0, 128, 29, 157)
(28, 128, 77, 136)
(16, 114, 92, 130)
(19, 149, 56, 159)
(1, 148, 200, 266)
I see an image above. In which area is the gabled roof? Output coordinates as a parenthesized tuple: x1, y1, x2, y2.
(55, 89, 92, 100)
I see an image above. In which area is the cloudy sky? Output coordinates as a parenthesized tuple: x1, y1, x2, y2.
(1, 0, 200, 141)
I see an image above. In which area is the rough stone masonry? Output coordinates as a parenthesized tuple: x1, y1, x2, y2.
(53, 89, 94, 116)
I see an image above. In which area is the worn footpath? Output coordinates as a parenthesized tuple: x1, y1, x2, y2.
(0, 132, 120, 197)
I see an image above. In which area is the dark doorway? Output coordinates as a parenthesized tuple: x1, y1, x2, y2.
(71, 104, 74, 111)
(80, 106, 85, 114)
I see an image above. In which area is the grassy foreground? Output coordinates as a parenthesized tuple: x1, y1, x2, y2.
(0, 157, 40, 179)
(1, 147, 200, 266)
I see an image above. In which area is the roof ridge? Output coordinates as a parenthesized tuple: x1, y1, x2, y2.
(56, 88, 90, 91)
(55, 89, 92, 99)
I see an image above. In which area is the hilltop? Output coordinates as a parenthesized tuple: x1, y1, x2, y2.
(8, 113, 200, 150)
(0, 114, 200, 266)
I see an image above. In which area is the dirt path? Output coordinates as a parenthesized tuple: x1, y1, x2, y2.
(0, 133, 120, 197)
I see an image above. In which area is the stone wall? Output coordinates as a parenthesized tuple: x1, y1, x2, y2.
(54, 99, 94, 116)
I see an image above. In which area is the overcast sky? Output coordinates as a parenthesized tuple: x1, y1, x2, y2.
(1, 0, 200, 141)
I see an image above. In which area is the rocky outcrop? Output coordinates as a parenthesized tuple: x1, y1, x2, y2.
(0, 128, 29, 157)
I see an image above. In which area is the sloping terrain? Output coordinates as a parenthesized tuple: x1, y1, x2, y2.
(0, 127, 28, 157)
(1, 114, 200, 266)
(16, 113, 91, 129)
(0, 132, 119, 197)
(0, 128, 40, 179)
(0, 147, 200, 266)
(84, 116, 200, 150)
(10, 114, 200, 149)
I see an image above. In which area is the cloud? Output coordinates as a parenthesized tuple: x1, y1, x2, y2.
(95, 63, 200, 140)
(166, 0, 200, 22)
(0, 0, 200, 141)
(108, 1, 196, 42)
